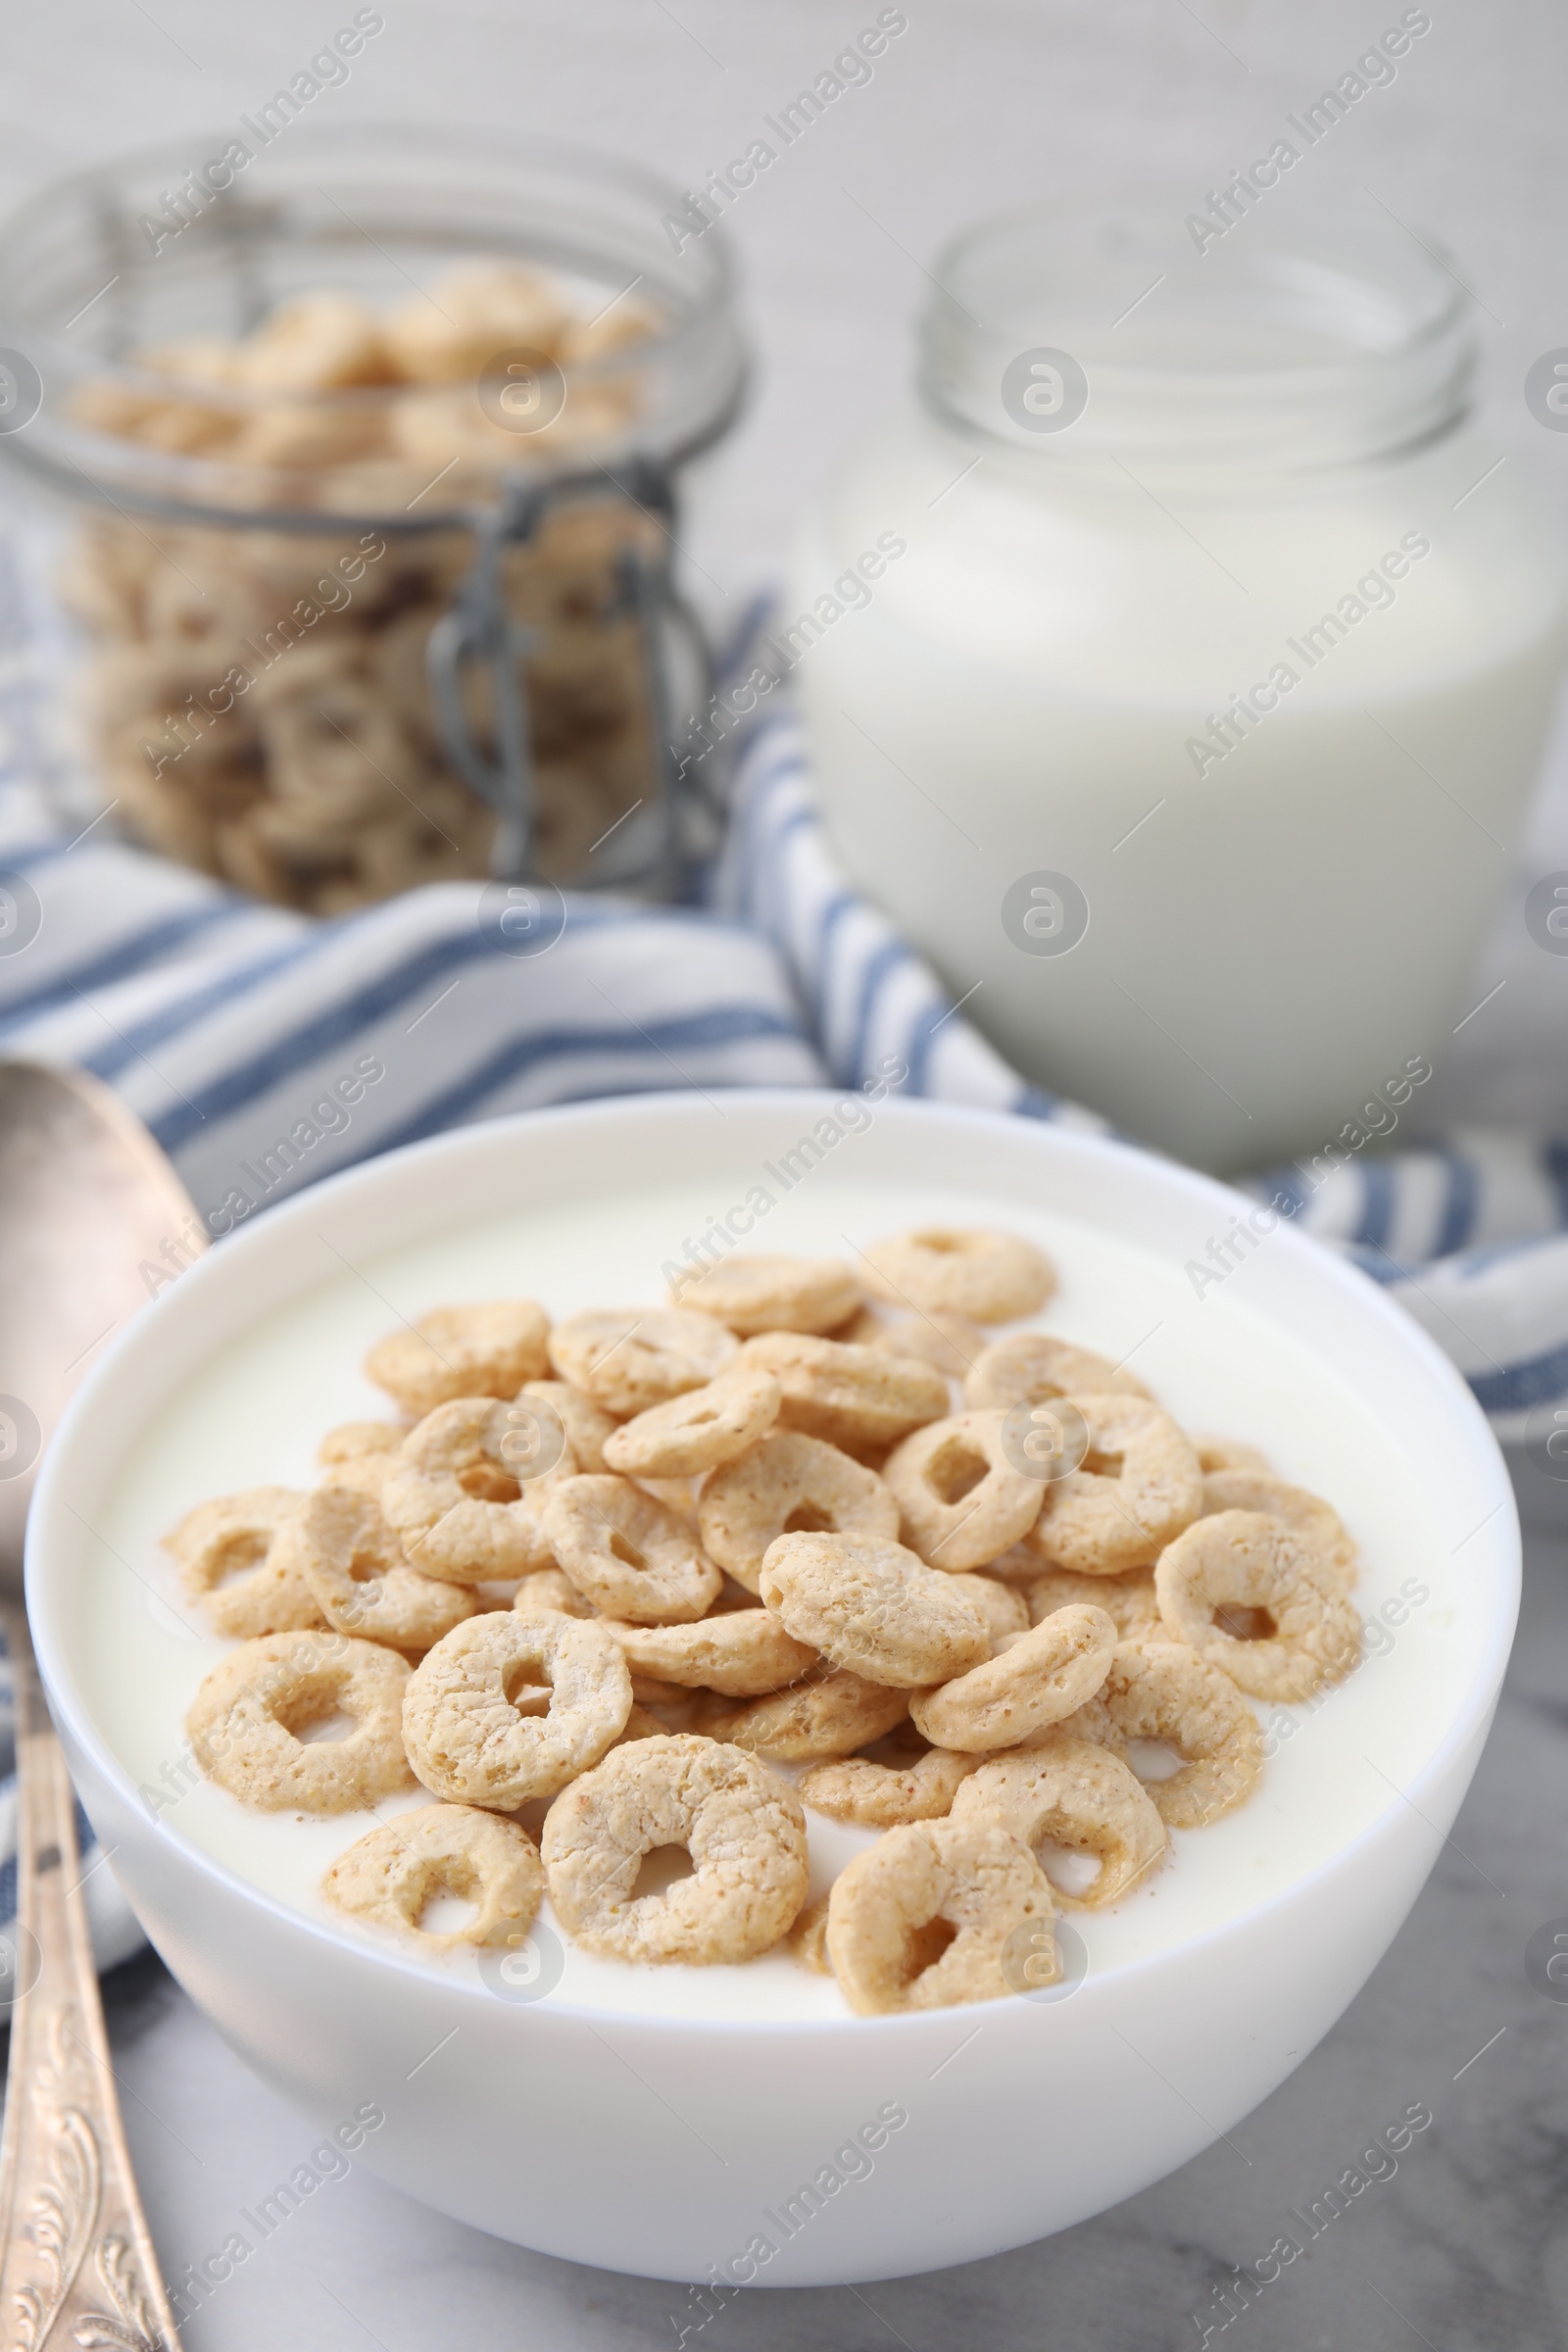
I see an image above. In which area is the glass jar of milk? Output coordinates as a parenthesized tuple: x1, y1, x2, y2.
(791, 204, 1567, 1171)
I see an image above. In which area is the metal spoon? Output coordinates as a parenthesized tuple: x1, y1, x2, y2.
(0, 1058, 196, 2348)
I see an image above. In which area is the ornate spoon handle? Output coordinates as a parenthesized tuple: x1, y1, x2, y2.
(0, 1609, 180, 2351)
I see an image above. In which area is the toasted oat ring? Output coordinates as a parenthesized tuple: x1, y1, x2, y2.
(600, 1609, 817, 1696)
(963, 1333, 1152, 1411)
(1154, 1510, 1361, 1699)
(698, 1430, 899, 1593)
(1028, 1565, 1161, 1642)
(1096, 1640, 1263, 1827)
(602, 1367, 781, 1478)
(321, 1803, 543, 1952)
(946, 1573, 1030, 1645)
(380, 1397, 569, 1583)
(858, 1228, 1055, 1323)
(365, 1300, 551, 1417)
(164, 1487, 322, 1638)
(825, 1815, 1054, 2014)
(513, 1567, 595, 1620)
(317, 1422, 407, 1498)
(517, 1380, 617, 1474)
(733, 1333, 949, 1457)
(542, 1475, 722, 1623)
(402, 1610, 632, 1808)
(670, 1252, 861, 1336)
(186, 1632, 414, 1812)
(799, 1740, 981, 1827)
(882, 1410, 1045, 1569)
(1200, 1470, 1357, 1592)
(908, 1604, 1118, 1752)
(279, 1486, 477, 1652)
(1029, 1395, 1202, 1575)
(1192, 1435, 1271, 1475)
(871, 1311, 988, 1380)
(789, 1892, 833, 1973)
(548, 1307, 736, 1417)
(703, 1667, 908, 1761)
(542, 1733, 808, 1965)
(759, 1532, 990, 1689)
(953, 1741, 1167, 1909)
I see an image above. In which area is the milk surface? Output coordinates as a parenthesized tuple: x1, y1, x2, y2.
(78, 1172, 1466, 2025)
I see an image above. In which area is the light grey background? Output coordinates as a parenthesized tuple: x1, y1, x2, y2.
(4, 7, 1568, 2345)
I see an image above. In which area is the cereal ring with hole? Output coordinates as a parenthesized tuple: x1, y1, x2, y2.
(1029, 1396, 1202, 1575)
(542, 1475, 722, 1623)
(733, 1334, 949, 1457)
(513, 1567, 594, 1619)
(858, 1228, 1055, 1323)
(599, 1609, 817, 1696)
(799, 1740, 982, 1827)
(402, 1610, 632, 1808)
(164, 1488, 322, 1638)
(1028, 1566, 1161, 1641)
(825, 1815, 1054, 2014)
(882, 1409, 1045, 1570)
(279, 1486, 477, 1652)
(1154, 1511, 1361, 1700)
(698, 1430, 899, 1593)
(946, 1573, 1030, 1645)
(670, 1253, 861, 1336)
(321, 1803, 543, 1952)
(789, 1892, 833, 1973)
(702, 1667, 909, 1760)
(602, 1367, 781, 1478)
(542, 1733, 808, 1965)
(317, 1421, 406, 1499)
(366, 1300, 551, 1417)
(1096, 1641, 1263, 1827)
(908, 1604, 1118, 1752)
(186, 1631, 414, 1811)
(871, 1312, 988, 1381)
(759, 1532, 990, 1689)
(964, 1333, 1152, 1411)
(380, 1397, 570, 1583)
(1200, 1470, 1357, 1592)
(547, 1307, 736, 1418)
(953, 1741, 1167, 1908)
(1192, 1435, 1271, 1474)
(517, 1379, 617, 1475)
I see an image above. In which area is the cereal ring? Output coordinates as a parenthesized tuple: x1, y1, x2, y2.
(825, 1815, 1054, 2014)
(541, 1734, 808, 1965)
(1154, 1511, 1361, 1700)
(1200, 1470, 1357, 1592)
(799, 1738, 981, 1827)
(946, 1573, 1030, 1645)
(759, 1532, 989, 1689)
(953, 1741, 1167, 1909)
(1027, 1566, 1161, 1642)
(789, 1892, 833, 1973)
(279, 1486, 478, 1652)
(599, 1610, 817, 1696)
(317, 1421, 406, 1499)
(858, 1228, 1055, 1323)
(908, 1604, 1117, 1752)
(548, 1307, 736, 1417)
(366, 1300, 551, 1417)
(513, 1567, 595, 1619)
(698, 1430, 899, 1593)
(321, 1803, 543, 1951)
(517, 1379, 617, 1475)
(542, 1475, 722, 1623)
(670, 1253, 861, 1336)
(402, 1611, 632, 1808)
(1095, 1641, 1263, 1827)
(1192, 1435, 1271, 1475)
(882, 1410, 1044, 1569)
(164, 1488, 322, 1638)
(871, 1312, 988, 1381)
(963, 1333, 1152, 1411)
(186, 1632, 414, 1812)
(702, 1668, 908, 1761)
(380, 1397, 568, 1583)
(734, 1333, 949, 1457)
(1030, 1396, 1202, 1575)
(602, 1367, 781, 1478)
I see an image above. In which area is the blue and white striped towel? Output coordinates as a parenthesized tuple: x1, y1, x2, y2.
(3, 568, 1566, 1976)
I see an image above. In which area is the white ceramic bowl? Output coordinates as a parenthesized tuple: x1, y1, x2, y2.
(27, 1093, 1517, 2285)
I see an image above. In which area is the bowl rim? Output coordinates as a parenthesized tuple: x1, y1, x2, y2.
(25, 1088, 1520, 2040)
